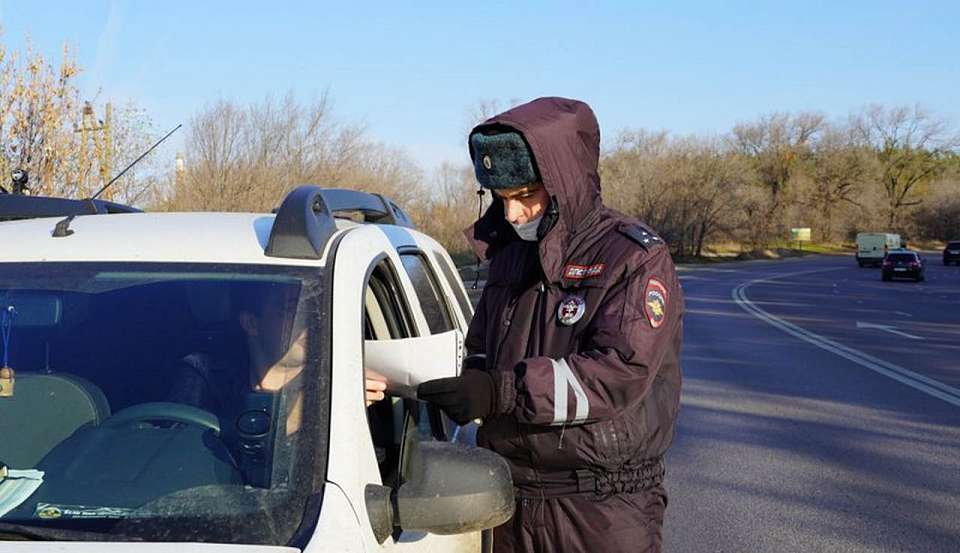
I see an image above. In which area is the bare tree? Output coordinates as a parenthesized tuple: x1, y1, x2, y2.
(851, 104, 958, 229)
(803, 123, 872, 241)
(731, 112, 824, 198)
(162, 92, 421, 214)
(461, 97, 523, 138)
(602, 132, 747, 257)
(0, 36, 157, 202)
(730, 112, 825, 247)
(909, 153, 960, 240)
(0, 40, 80, 195)
(601, 129, 671, 217)
(412, 162, 479, 256)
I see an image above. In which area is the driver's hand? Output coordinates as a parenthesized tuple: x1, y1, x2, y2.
(365, 373, 387, 406)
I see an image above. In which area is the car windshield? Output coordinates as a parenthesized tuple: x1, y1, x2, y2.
(886, 253, 916, 262)
(0, 262, 328, 544)
(948, 242, 960, 249)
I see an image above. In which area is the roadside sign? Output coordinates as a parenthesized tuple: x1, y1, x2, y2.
(790, 227, 811, 251)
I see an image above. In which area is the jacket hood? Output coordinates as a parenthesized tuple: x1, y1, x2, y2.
(465, 97, 604, 282)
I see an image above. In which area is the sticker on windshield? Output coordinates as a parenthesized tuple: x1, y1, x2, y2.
(35, 503, 134, 519)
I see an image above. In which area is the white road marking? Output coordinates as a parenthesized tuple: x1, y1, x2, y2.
(856, 321, 924, 340)
(732, 269, 960, 408)
(893, 311, 913, 317)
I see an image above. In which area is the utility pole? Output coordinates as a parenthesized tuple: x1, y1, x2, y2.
(102, 102, 112, 196)
(77, 101, 113, 200)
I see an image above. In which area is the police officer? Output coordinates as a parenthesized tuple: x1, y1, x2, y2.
(418, 97, 684, 553)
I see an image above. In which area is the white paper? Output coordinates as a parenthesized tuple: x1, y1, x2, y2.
(364, 329, 463, 399)
(0, 469, 44, 518)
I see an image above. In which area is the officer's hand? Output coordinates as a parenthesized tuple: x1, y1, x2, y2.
(365, 371, 387, 406)
(418, 369, 495, 425)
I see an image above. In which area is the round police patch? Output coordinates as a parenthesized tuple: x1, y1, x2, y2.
(644, 279, 668, 328)
(557, 295, 586, 326)
(482, 155, 492, 170)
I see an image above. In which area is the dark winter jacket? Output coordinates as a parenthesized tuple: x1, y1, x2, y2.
(465, 97, 684, 496)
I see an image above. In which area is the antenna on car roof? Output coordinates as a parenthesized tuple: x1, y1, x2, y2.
(52, 124, 181, 238)
(91, 124, 182, 201)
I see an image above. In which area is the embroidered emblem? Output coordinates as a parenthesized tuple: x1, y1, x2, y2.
(482, 155, 493, 170)
(644, 279, 668, 328)
(563, 263, 605, 280)
(557, 295, 586, 326)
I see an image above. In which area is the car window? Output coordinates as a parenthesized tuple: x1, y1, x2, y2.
(887, 253, 916, 262)
(399, 252, 455, 334)
(432, 250, 473, 322)
(365, 260, 414, 340)
(399, 399, 447, 476)
(363, 259, 416, 486)
(0, 262, 327, 545)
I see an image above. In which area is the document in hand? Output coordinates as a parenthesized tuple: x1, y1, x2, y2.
(364, 329, 464, 399)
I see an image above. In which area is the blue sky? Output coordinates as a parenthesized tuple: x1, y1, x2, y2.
(0, 1, 957, 171)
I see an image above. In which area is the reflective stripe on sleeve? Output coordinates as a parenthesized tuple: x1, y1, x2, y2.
(550, 358, 590, 425)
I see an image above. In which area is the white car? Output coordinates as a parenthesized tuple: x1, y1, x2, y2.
(0, 185, 512, 552)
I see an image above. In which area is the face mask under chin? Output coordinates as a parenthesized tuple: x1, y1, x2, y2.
(509, 215, 543, 241)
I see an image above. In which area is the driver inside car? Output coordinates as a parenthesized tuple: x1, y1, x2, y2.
(167, 283, 386, 434)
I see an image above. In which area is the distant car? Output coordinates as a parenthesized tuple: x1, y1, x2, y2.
(881, 250, 925, 281)
(943, 240, 960, 265)
(856, 232, 901, 267)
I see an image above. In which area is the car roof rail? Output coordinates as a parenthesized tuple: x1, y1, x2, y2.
(0, 194, 141, 222)
(316, 188, 415, 229)
(266, 186, 416, 260)
(265, 184, 339, 260)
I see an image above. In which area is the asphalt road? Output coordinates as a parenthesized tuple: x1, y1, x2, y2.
(663, 253, 960, 552)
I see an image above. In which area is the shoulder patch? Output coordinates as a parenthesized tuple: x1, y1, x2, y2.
(617, 224, 664, 250)
(643, 278, 668, 328)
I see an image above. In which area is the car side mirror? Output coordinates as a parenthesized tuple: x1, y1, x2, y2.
(387, 440, 514, 536)
(363, 440, 514, 543)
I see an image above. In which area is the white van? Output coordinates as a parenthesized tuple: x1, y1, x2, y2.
(856, 232, 902, 267)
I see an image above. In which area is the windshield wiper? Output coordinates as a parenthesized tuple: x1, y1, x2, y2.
(0, 522, 142, 542)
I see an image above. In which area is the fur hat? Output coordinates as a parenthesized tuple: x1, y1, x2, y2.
(469, 130, 539, 190)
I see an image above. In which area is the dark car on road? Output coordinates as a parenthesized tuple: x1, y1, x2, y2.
(882, 250, 926, 281)
(943, 241, 960, 265)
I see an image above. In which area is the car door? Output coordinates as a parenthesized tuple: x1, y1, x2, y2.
(321, 224, 478, 553)
(393, 239, 493, 551)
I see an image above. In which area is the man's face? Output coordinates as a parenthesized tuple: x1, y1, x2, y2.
(496, 182, 550, 225)
(240, 307, 308, 388)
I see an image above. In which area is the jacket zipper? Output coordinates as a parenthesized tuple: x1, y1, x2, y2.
(493, 295, 519, 371)
(527, 282, 545, 358)
(523, 280, 548, 517)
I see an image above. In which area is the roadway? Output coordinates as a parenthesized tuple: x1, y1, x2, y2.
(663, 253, 960, 552)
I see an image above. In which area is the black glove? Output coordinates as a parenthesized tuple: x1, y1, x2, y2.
(417, 369, 496, 425)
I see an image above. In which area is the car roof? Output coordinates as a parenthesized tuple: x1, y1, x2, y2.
(0, 212, 418, 265)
